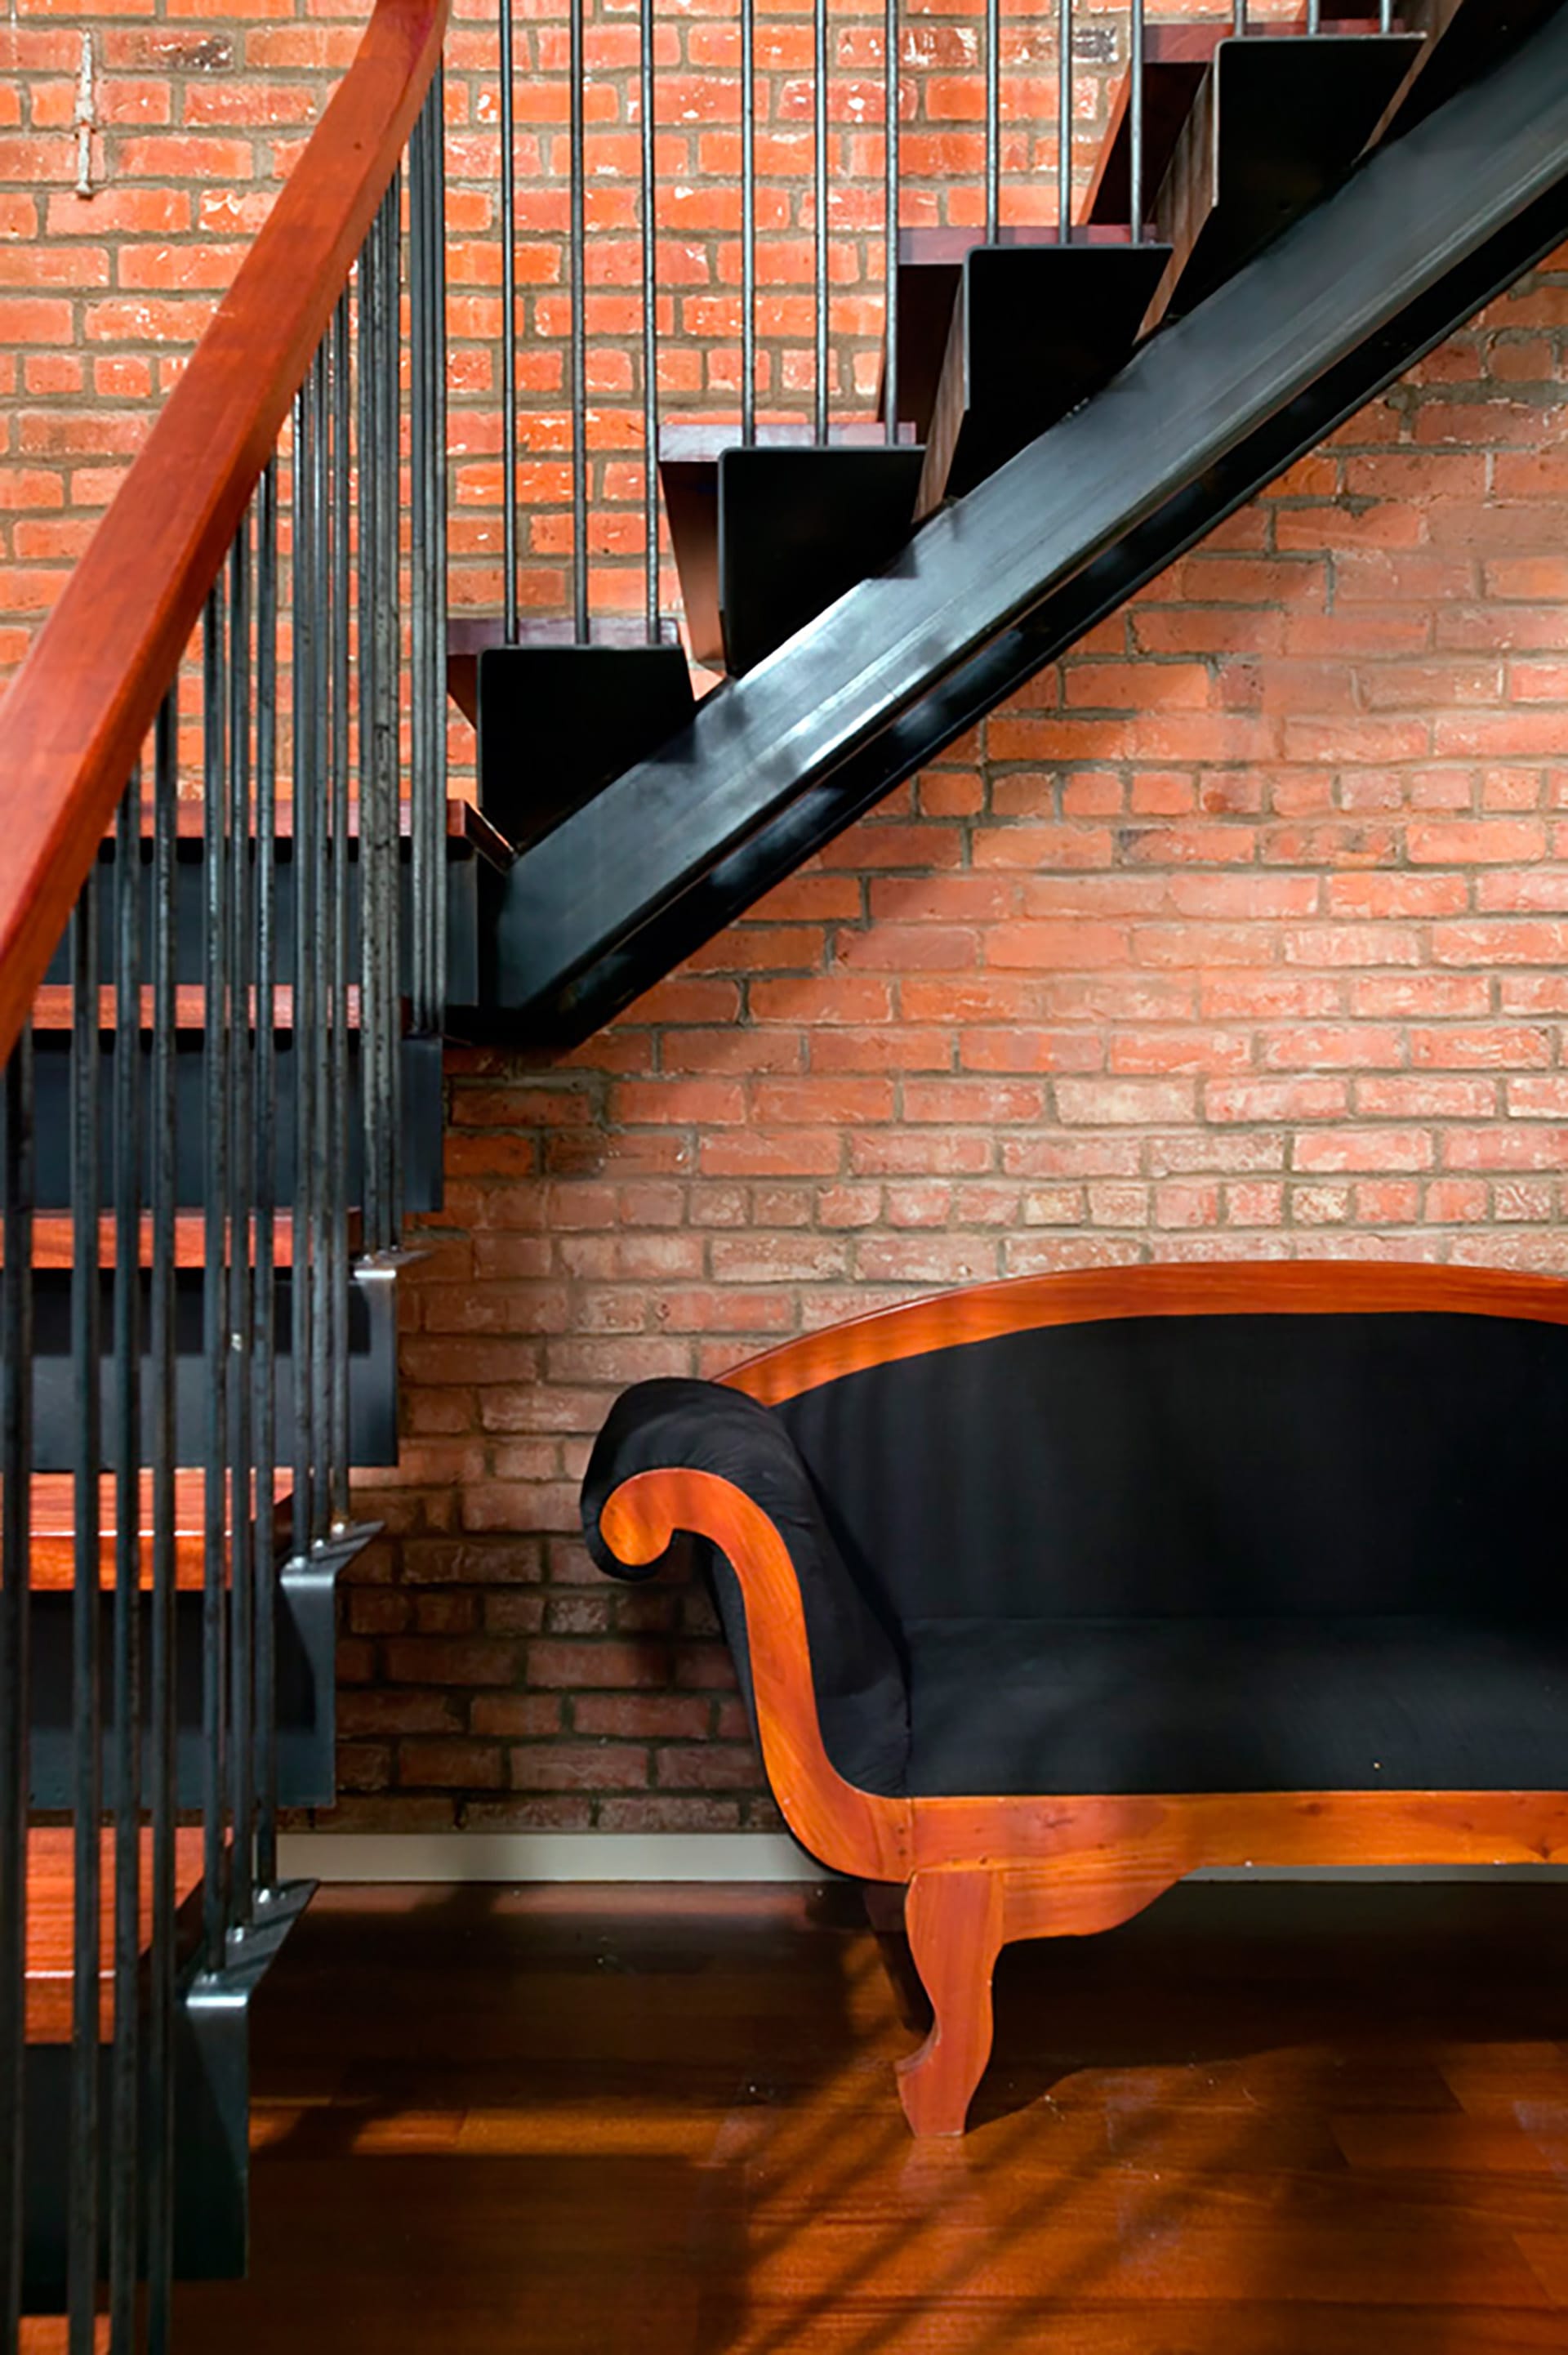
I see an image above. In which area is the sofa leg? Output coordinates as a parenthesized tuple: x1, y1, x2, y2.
(896, 1868, 1004, 2139)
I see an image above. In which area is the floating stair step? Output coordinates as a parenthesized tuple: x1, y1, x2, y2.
(1145, 33, 1424, 329)
(718, 442, 926, 678)
(877, 226, 1139, 451)
(28, 1030, 444, 1216)
(24, 1826, 207, 2045)
(22, 1831, 314, 2304)
(447, 615, 691, 729)
(1082, 20, 1400, 236)
(13, 1208, 359, 1271)
(24, 1261, 398, 1474)
(40, 802, 501, 1012)
(658, 421, 919, 676)
(916, 241, 1172, 516)
(475, 640, 696, 854)
(27, 1512, 363, 1812)
(27, 1465, 294, 1590)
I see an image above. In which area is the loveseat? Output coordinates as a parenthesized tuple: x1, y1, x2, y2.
(581, 1260, 1568, 2134)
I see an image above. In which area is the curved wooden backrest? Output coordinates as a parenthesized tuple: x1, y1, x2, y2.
(0, 0, 449, 1071)
(724, 1258, 1568, 1406)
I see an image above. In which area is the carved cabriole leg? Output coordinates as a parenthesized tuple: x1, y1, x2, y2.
(896, 1867, 1005, 2138)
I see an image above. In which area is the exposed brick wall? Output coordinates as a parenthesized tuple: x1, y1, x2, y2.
(6, 11, 1568, 1832)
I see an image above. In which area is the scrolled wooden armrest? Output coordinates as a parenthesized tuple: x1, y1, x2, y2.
(583, 1378, 911, 1879)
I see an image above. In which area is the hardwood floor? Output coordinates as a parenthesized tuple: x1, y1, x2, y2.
(175, 1876, 1568, 2352)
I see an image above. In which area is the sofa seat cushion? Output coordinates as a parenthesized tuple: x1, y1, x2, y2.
(902, 1615, 1568, 1797)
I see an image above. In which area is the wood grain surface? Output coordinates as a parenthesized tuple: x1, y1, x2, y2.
(724, 1259, 1568, 1407)
(172, 1876, 1568, 2350)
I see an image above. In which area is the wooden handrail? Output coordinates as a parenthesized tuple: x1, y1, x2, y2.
(0, 0, 449, 1070)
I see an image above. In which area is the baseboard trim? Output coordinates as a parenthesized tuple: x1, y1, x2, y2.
(277, 1831, 830, 1884)
(278, 1831, 1568, 1887)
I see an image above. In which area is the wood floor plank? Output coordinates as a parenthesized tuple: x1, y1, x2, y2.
(179, 1879, 1568, 2350)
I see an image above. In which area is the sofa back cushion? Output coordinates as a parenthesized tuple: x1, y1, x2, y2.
(770, 1310, 1568, 1629)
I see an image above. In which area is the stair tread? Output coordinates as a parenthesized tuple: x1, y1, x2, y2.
(7, 1210, 357, 1270)
(24, 1826, 207, 2042)
(108, 796, 485, 846)
(29, 985, 367, 1033)
(28, 1468, 294, 1591)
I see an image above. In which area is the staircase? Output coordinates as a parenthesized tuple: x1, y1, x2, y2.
(3, 0, 1568, 2340)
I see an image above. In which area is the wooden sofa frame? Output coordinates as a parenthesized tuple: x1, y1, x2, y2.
(592, 1260, 1568, 2136)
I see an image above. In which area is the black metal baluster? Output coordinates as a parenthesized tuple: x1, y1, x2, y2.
(371, 180, 403, 1258)
(430, 69, 449, 1040)
(228, 517, 256, 1933)
(640, 0, 661, 637)
(253, 466, 280, 1898)
(0, 1023, 34, 2353)
(201, 575, 230, 1971)
(67, 854, 100, 2353)
(884, 0, 898, 444)
(328, 299, 352, 1529)
(308, 341, 332, 1553)
(569, 5, 589, 637)
(1129, 0, 1144, 246)
(813, 0, 828, 443)
(742, 0, 756, 446)
(411, 89, 449, 1039)
(293, 371, 319, 1561)
(145, 684, 177, 2355)
(355, 228, 381, 1265)
(1058, 0, 1072, 242)
(985, 0, 1000, 243)
(107, 774, 142, 2348)
(500, 0, 519, 644)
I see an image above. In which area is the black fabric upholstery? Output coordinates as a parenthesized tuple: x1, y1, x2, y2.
(773, 1312, 1568, 1625)
(580, 1377, 910, 1795)
(582, 1313, 1568, 1802)
(902, 1615, 1568, 1795)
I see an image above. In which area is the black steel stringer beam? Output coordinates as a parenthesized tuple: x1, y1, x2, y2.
(481, 8, 1568, 1050)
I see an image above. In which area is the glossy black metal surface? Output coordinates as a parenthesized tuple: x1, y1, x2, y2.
(918, 241, 1171, 511)
(476, 644, 696, 853)
(717, 444, 925, 676)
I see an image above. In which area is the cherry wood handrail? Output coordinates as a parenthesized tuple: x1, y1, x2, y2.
(0, 0, 449, 1071)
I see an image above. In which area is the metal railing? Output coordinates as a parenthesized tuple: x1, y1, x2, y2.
(0, 48, 448, 2348)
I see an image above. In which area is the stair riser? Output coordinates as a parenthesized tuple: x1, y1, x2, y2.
(28, 1033, 444, 1215)
(27, 1266, 397, 1474)
(41, 841, 482, 1008)
(27, 1546, 350, 1813)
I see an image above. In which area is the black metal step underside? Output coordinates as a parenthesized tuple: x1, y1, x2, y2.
(42, 833, 489, 1008)
(28, 1264, 398, 1473)
(27, 1525, 369, 1814)
(471, 8, 1568, 1050)
(29, 1032, 443, 1215)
